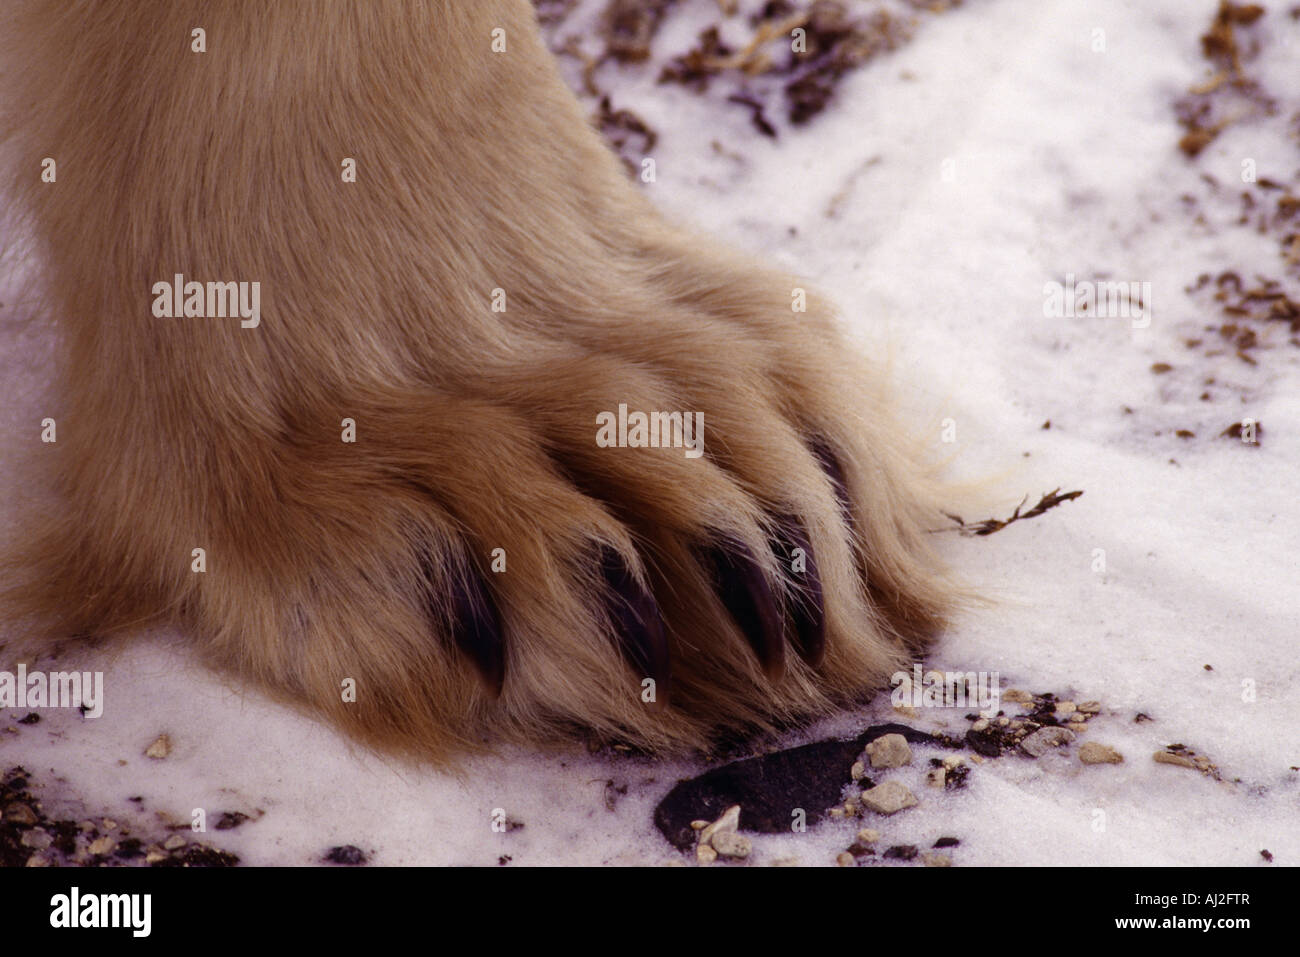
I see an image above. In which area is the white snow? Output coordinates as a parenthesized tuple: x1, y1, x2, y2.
(1, 0, 1296, 866)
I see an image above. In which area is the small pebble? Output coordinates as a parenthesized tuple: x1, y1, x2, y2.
(971, 718, 989, 732)
(856, 828, 880, 843)
(942, 755, 965, 770)
(25, 853, 50, 867)
(20, 828, 52, 850)
(860, 780, 918, 815)
(690, 820, 708, 830)
(922, 853, 952, 867)
(998, 717, 1010, 726)
(88, 836, 117, 856)
(145, 849, 168, 865)
(1003, 689, 1033, 704)
(836, 852, 855, 867)
(695, 844, 717, 865)
(850, 760, 867, 781)
(1079, 742, 1124, 765)
(5, 803, 38, 826)
(1078, 701, 1102, 714)
(1154, 750, 1197, 769)
(711, 831, 752, 859)
(865, 733, 913, 769)
(163, 835, 186, 850)
(156, 811, 186, 829)
(925, 768, 946, 788)
(1057, 701, 1077, 714)
(324, 845, 367, 865)
(699, 805, 740, 846)
(1020, 726, 1076, 758)
(883, 844, 918, 861)
(144, 734, 172, 759)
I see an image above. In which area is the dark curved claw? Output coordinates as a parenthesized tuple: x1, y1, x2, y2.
(771, 516, 826, 668)
(449, 567, 506, 696)
(810, 438, 853, 527)
(422, 549, 506, 696)
(701, 540, 786, 679)
(599, 549, 671, 701)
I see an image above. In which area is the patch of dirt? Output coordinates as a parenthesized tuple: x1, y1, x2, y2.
(1173, 1, 1300, 386)
(1, 766, 240, 867)
(1176, 2, 1272, 159)
(539, 0, 973, 169)
(655, 686, 1170, 865)
(657, 1, 939, 130)
(653, 722, 951, 850)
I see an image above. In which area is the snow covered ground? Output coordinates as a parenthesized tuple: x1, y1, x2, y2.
(1, 0, 1296, 866)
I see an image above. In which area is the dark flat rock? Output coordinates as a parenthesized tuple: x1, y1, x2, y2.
(654, 723, 942, 849)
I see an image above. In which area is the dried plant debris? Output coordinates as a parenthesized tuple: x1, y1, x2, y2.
(603, 779, 629, 812)
(1173, 4, 1300, 382)
(543, 1, 678, 170)
(660, 0, 929, 131)
(784, 3, 911, 126)
(1186, 272, 1300, 362)
(534, 0, 580, 27)
(1, 766, 239, 867)
(1220, 419, 1264, 443)
(602, 0, 679, 63)
(542, 0, 969, 157)
(941, 488, 1083, 537)
(594, 95, 658, 175)
(1176, 2, 1274, 158)
(727, 92, 779, 138)
(659, 23, 737, 92)
(214, 811, 251, 831)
